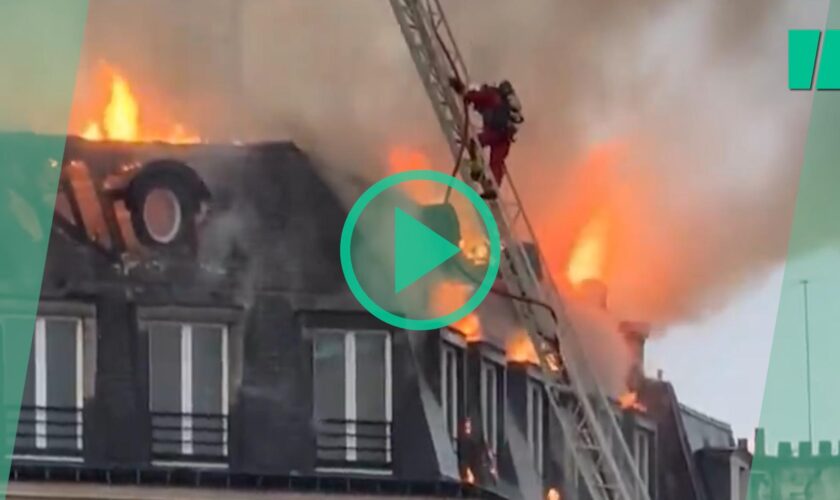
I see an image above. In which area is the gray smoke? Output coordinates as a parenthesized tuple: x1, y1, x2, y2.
(74, 0, 828, 328)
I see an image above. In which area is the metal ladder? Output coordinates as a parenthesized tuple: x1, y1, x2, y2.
(388, 1, 651, 499)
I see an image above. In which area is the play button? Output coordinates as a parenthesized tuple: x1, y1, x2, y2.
(340, 169, 501, 331)
(393, 207, 461, 293)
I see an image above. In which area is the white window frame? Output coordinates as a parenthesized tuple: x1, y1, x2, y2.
(0, 316, 86, 459)
(440, 342, 462, 443)
(147, 321, 229, 459)
(0, 303, 95, 463)
(527, 378, 545, 475)
(634, 428, 651, 488)
(480, 358, 500, 454)
(314, 329, 393, 465)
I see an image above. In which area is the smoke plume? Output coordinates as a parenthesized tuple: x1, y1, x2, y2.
(72, 0, 827, 329)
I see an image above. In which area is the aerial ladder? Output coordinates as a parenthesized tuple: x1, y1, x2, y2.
(388, 2, 651, 499)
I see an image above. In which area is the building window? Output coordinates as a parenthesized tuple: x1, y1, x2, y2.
(148, 322, 228, 463)
(313, 329, 392, 469)
(441, 342, 463, 444)
(527, 378, 545, 475)
(634, 429, 651, 488)
(480, 359, 502, 454)
(10, 317, 84, 459)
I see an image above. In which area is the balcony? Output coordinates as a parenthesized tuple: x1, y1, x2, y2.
(316, 418, 392, 470)
(9, 405, 83, 460)
(150, 411, 228, 464)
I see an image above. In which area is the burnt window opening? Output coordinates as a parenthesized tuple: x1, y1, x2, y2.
(527, 377, 545, 476)
(441, 340, 464, 448)
(480, 358, 503, 455)
(2, 317, 85, 460)
(312, 329, 392, 471)
(147, 322, 229, 464)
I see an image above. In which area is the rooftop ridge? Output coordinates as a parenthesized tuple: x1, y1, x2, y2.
(679, 403, 733, 432)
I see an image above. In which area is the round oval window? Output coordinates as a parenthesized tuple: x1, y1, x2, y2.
(142, 188, 182, 244)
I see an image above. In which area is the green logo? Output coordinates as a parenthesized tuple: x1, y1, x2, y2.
(789, 30, 840, 90)
(339, 170, 501, 331)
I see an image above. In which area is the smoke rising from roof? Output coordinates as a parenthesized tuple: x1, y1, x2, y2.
(73, 0, 827, 328)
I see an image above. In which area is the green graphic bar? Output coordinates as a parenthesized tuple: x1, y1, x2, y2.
(790, 30, 821, 90)
(0, 0, 88, 494)
(751, 2, 840, 499)
(816, 30, 840, 89)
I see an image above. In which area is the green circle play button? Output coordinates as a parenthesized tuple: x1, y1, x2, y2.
(340, 169, 501, 331)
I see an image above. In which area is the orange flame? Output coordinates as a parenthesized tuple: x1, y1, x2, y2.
(387, 146, 437, 203)
(547, 488, 562, 500)
(507, 329, 539, 364)
(81, 123, 103, 141)
(618, 391, 647, 412)
(79, 69, 199, 144)
(387, 146, 489, 262)
(430, 281, 482, 342)
(459, 237, 490, 266)
(567, 210, 609, 287)
(451, 313, 481, 343)
(464, 467, 475, 485)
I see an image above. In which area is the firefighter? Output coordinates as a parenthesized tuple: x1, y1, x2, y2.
(449, 77, 523, 198)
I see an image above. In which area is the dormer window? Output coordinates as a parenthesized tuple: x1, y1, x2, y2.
(527, 378, 545, 475)
(480, 358, 503, 454)
(441, 340, 463, 445)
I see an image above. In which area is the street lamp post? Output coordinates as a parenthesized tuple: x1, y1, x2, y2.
(801, 279, 814, 444)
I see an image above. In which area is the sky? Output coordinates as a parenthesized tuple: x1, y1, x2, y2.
(650, 247, 840, 449)
(647, 265, 783, 443)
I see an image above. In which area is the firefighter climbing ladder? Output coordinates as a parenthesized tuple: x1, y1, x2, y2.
(388, 1, 651, 499)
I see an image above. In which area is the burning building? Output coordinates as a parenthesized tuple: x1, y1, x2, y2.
(0, 126, 752, 500)
(0, 54, 749, 500)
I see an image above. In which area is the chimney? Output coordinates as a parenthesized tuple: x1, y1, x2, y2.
(754, 428, 766, 456)
(619, 321, 650, 390)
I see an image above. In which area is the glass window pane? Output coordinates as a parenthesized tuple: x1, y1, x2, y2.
(192, 325, 224, 457)
(355, 333, 387, 464)
(44, 319, 78, 451)
(149, 323, 182, 457)
(149, 323, 182, 412)
(442, 346, 461, 442)
(482, 363, 498, 452)
(313, 332, 346, 462)
(355, 334, 385, 421)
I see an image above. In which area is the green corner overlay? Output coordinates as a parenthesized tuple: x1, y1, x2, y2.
(340, 170, 500, 331)
(393, 207, 461, 294)
(750, 2, 840, 498)
(0, 0, 88, 494)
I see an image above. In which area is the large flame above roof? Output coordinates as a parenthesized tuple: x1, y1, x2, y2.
(78, 66, 200, 144)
